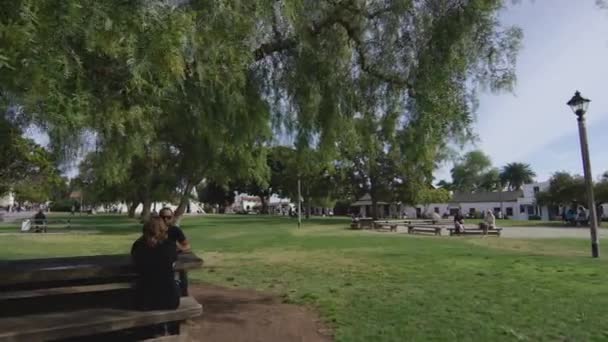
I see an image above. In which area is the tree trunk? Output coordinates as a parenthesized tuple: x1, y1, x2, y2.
(127, 202, 139, 218)
(371, 196, 378, 219)
(175, 183, 195, 220)
(369, 176, 378, 219)
(306, 196, 311, 219)
(259, 195, 268, 215)
(141, 198, 152, 222)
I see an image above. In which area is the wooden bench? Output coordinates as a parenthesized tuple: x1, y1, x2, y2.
(407, 225, 443, 236)
(0, 252, 204, 341)
(373, 223, 398, 232)
(21, 218, 72, 233)
(373, 220, 412, 231)
(447, 227, 502, 236)
(350, 218, 374, 229)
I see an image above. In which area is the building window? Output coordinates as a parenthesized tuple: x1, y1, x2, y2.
(520, 205, 525, 213)
(527, 206, 535, 215)
(469, 208, 476, 215)
(434, 207, 440, 213)
(506, 207, 514, 216)
(533, 186, 540, 193)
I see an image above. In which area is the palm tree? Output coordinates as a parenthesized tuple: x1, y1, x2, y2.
(500, 163, 536, 191)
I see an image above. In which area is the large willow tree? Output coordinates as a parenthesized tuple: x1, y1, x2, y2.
(1, 0, 522, 217)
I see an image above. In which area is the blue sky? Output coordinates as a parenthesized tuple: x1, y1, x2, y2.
(435, 0, 608, 183)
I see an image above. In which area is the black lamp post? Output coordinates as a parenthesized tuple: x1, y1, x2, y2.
(567, 91, 599, 258)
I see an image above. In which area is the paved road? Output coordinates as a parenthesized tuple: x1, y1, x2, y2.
(501, 226, 607, 239)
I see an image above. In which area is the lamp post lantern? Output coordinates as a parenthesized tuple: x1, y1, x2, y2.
(567, 91, 599, 258)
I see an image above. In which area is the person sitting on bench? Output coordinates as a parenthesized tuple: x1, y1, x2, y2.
(431, 211, 441, 224)
(454, 210, 465, 234)
(131, 216, 180, 311)
(159, 207, 191, 296)
(479, 210, 495, 232)
(33, 209, 47, 233)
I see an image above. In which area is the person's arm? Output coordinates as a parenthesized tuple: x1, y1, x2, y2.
(177, 239, 191, 253)
(174, 227, 191, 253)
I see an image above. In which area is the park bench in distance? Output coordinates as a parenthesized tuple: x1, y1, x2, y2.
(0, 252, 203, 341)
(447, 226, 502, 237)
(350, 217, 374, 229)
(372, 220, 411, 232)
(407, 224, 443, 236)
(20, 217, 72, 233)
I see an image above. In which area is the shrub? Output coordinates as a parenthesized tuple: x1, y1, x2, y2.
(528, 215, 542, 221)
(49, 199, 78, 212)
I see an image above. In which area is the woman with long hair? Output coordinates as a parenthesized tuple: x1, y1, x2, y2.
(131, 216, 180, 310)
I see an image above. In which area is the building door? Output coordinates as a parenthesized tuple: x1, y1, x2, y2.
(416, 207, 422, 218)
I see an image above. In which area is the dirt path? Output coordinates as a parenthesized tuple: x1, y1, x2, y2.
(186, 284, 332, 342)
(500, 226, 608, 239)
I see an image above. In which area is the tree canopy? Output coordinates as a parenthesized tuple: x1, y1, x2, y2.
(2, 0, 524, 216)
(449, 150, 493, 192)
(500, 162, 536, 190)
(535, 172, 587, 207)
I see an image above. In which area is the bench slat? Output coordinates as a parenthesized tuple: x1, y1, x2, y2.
(0, 296, 202, 342)
(407, 225, 442, 236)
(0, 253, 203, 288)
(0, 282, 133, 300)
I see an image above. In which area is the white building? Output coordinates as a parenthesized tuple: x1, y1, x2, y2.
(448, 184, 550, 220)
(351, 182, 552, 220)
(232, 194, 294, 214)
(0, 192, 15, 209)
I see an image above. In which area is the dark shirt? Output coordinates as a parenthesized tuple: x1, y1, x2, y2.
(454, 213, 464, 223)
(168, 225, 186, 244)
(131, 237, 179, 310)
(34, 212, 46, 225)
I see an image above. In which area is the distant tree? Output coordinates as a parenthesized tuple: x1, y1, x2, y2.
(415, 188, 451, 216)
(535, 172, 586, 206)
(1, 116, 62, 202)
(436, 180, 454, 191)
(197, 182, 235, 212)
(450, 151, 493, 192)
(594, 171, 608, 205)
(500, 162, 536, 190)
(595, 181, 608, 205)
(478, 168, 503, 192)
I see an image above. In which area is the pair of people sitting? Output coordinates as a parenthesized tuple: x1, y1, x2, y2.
(131, 208, 191, 311)
(454, 210, 496, 233)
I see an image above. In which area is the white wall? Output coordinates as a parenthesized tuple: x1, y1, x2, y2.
(455, 202, 517, 218)
(0, 192, 15, 207)
(401, 203, 450, 218)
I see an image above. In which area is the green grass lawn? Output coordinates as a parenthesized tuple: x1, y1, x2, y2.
(2, 214, 608, 341)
